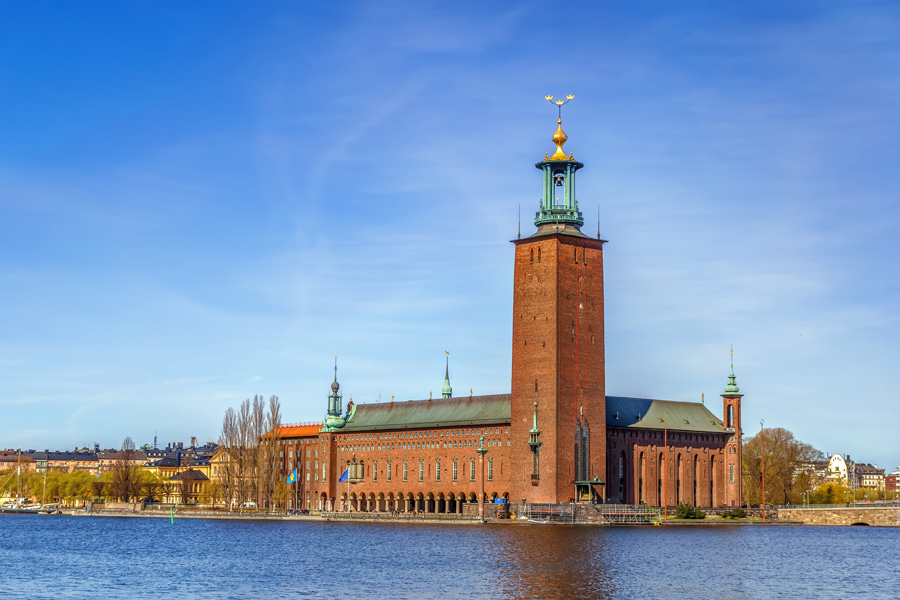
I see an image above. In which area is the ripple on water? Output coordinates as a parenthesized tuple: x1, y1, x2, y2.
(1, 517, 897, 600)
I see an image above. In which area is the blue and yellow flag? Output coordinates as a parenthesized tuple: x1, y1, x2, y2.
(286, 469, 297, 483)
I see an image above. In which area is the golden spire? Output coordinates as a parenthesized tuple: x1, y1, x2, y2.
(550, 118, 568, 160)
(544, 94, 575, 161)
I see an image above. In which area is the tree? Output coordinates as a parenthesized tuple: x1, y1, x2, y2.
(140, 472, 165, 503)
(202, 481, 224, 507)
(110, 436, 142, 502)
(219, 394, 283, 511)
(742, 427, 823, 505)
(273, 479, 291, 510)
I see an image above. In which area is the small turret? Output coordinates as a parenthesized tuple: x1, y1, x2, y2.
(442, 351, 452, 399)
(723, 349, 741, 396)
(323, 354, 346, 431)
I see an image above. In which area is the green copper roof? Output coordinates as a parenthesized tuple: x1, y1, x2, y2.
(338, 393, 725, 434)
(605, 396, 726, 434)
(441, 359, 452, 398)
(723, 368, 741, 395)
(340, 394, 511, 432)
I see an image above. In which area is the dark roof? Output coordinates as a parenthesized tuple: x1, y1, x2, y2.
(97, 450, 148, 460)
(605, 397, 727, 434)
(24, 451, 98, 462)
(169, 469, 209, 481)
(856, 464, 884, 475)
(341, 394, 512, 432)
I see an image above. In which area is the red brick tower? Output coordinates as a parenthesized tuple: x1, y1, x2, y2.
(722, 349, 743, 507)
(510, 100, 606, 504)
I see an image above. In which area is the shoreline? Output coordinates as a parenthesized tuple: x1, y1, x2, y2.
(55, 509, 808, 526)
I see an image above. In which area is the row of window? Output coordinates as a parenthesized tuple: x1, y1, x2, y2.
(339, 438, 509, 453)
(356, 457, 497, 483)
(342, 427, 508, 442)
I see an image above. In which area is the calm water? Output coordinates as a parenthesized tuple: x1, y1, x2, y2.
(1, 515, 897, 599)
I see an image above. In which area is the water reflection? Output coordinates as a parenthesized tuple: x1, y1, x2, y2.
(488, 525, 616, 599)
(1, 516, 898, 599)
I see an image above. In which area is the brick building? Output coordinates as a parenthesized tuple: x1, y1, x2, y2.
(278, 112, 743, 512)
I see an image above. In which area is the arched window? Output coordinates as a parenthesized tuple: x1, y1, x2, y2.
(470, 458, 476, 481)
(658, 452, 664, 507)
(693, 455, 699, 506)
(727, 405, 734, 428)
(537, 247, 541, 262)
(676, 454, 682, 504)
(530, 248, 534, 264)
(435, 459, 441, 482)
(638, 452, 644, 504)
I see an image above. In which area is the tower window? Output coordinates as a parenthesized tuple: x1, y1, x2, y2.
(537, 248, 541, 262)
(530, 248, 534, 264)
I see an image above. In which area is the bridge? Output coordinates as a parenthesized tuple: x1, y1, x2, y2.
(779, 505, 900, 526)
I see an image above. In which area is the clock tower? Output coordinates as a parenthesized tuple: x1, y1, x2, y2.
(510, 97, 607, 504)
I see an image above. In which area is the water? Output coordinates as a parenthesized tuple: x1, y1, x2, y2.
(1, 515, 897, 599)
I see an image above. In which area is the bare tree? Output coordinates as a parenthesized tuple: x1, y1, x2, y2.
(260, 395, 282, 511)
(219, 407, 238, 510)
(110, 437, 142, 502)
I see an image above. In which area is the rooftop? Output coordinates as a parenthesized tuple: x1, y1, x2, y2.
(341, 394, 512, 432)
(605, 396, 727, 434)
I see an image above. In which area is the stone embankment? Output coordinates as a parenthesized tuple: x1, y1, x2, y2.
(780, 506, 900, 526)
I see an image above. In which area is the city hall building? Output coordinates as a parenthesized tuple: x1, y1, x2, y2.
(276, 113, 744, 514)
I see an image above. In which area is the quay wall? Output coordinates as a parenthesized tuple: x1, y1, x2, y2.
(780, 507, 900, 526)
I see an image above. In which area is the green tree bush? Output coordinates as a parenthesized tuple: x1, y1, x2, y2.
(675, 501, 705, 519)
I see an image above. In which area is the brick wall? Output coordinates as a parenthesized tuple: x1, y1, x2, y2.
(510, 232, 606, 503)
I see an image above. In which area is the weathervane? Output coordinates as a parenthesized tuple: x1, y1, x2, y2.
(545, 94, 575, 119)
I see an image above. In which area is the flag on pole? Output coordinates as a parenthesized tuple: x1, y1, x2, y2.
(338, 469, 349, 483)
(286, 469, 297, 483)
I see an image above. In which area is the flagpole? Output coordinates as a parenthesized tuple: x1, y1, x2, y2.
(664, 412, 668, 521)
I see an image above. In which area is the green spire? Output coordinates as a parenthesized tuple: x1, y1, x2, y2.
(723, 348, 741, 396)
(441, 352, 452, 398)
(323, 353, 346, 431)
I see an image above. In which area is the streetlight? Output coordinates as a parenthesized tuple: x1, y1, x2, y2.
(476, 432, 488, 521)
(801, 491, 810, 508)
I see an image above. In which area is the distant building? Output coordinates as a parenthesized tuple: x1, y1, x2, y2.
(97, 449, 148, 473)
(21, 450, 99, 475)
(0, 451, 36, 473)
(855, 463, 885, 491)
(825, 454, 854, 486)
(143, 440, 215, 480)
(885, 467, 899, 494)
(164, 469, 209, 504)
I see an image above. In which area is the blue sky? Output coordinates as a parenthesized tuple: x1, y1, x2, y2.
(2, 2, 898, 469)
